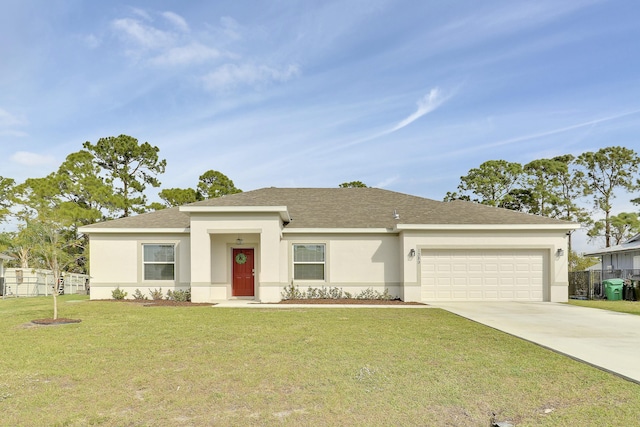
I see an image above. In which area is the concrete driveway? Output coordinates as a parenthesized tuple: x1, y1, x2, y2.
(433, 302, 640, 384)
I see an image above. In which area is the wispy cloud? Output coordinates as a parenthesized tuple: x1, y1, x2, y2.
(162, 11, 189, 33)
(478, 109, 640, 151)
(0, 130, 29, 138)
(202, 63, 301, 91)
(0, 108, 28, 138)
(108, 9, 299, 91)
(11, 151, 55, 167)
(389, 88, 448, 132)
(428, 1, 602, 54)
(112, 18, 175, 51)
(0, 108, 27, 127)
(333, 87, 451, 151)
(82, 34, 101, 49)
(429, 109, 640, 161)
(375, 176, 399, 188)
(149, 43, 221, 66)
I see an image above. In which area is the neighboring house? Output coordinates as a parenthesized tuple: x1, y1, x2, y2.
(79, 187, 579, 303)
(585, 233, 640, 279)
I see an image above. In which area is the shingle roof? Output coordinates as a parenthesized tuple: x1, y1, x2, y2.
(81, 206, 190, 230)
(81, 187, 575, 230)
(584, 233, 640, 256)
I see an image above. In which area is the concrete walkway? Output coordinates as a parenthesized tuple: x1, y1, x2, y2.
(210, 300, 432, 309)
(433, 302, 640, 384)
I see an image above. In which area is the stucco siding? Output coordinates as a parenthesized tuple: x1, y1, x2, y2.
(189, 212, 283, 302)
(329, 235, 400, 283)
(88, 233, 190, 300)
(282, 233, 401, 299)
(400, 229, 570, 302)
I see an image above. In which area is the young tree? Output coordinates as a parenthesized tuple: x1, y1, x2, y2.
(197, 170, 241, 199)
(29, 216, 73, 320)
(83, 135, 167, 217)
(569, 250, 600, 272)
(576, 146, 640, 247)
(455, 160, 523, 207)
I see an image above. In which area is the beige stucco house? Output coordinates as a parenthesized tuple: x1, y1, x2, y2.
(79, 187, 579, 303)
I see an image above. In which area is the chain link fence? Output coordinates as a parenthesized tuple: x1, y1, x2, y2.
(569, 269, 640, 300)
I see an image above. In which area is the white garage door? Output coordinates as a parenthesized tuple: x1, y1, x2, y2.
(421, 249, 545, 301)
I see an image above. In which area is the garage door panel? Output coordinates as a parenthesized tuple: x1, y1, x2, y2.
(421, 249, 546, 302)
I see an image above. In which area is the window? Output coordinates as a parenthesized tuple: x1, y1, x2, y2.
(143, 244, 175, 280)
(293, 244, 325, 280)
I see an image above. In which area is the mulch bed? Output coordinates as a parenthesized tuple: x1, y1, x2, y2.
(31, 318, 82, 325)
(95, 299, 215, 307)
(95, 299, 424, 306)
(279, 299, 425, 305)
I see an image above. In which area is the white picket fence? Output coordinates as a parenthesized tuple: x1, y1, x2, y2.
(1, 268, 89, 298)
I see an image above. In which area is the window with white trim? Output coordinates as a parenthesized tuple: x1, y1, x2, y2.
(293, 244, 325, 280)
(143, 244, 175, 281)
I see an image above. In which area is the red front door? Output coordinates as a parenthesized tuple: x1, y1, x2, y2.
(232, 248, 254, 297)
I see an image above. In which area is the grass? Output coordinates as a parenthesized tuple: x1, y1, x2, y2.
(568, 299, 640, 315)
(1, 296, 640, 426)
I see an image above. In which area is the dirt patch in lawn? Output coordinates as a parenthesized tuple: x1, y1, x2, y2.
(31, 318, 82, 325)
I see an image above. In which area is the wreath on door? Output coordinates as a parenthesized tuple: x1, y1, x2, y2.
(235, 253, 247, 265)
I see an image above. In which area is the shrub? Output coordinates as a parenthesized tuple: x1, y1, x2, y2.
(281, 284, 393, 300)
(132, 289, 148, 300)
(281, 282, 304, 300)
(166, 289, 191, 302)
(112, 287, 128, 300)
(148, 288, 164, 300)
(354, 288, 393, 301)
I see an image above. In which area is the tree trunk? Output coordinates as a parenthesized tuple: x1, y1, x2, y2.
(605, 210, 611, 247)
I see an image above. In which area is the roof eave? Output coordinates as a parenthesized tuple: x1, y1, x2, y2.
(584, 245, 640, 256)
(284, 228, 395, 234)
(180, 205, 292, 222)
(395, 223, 581, 231)
(79, 227, 190, 234)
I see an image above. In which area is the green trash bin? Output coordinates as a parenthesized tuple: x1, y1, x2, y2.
(603, 279, 624, 301)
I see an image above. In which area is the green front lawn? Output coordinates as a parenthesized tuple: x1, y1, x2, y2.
(568, 299, 640, 315)
(1, 295, 639, 426)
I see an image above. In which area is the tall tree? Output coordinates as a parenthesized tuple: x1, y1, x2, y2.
(83, 135, 166, 217)
(197, 170, 241, 199)
(455, 160, 523, 207)
(339, 181, 368, 188)
(588, 212, 640, 246)
(576, 146, 640, 247)
(523, 158, 569, 216)
(158, 188, 201, 207)
(56, 150, 114, 221)
(548, 155, 591, 253)
(0, 176, 15, 223)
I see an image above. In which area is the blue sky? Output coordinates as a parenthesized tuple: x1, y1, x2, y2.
(1, 0, 639, 251)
